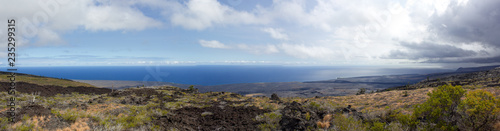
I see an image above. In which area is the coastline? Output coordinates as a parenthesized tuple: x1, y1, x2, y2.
(73, 80, 193, 89)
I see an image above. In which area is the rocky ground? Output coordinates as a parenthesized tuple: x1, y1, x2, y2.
(0, 68, 499, 130)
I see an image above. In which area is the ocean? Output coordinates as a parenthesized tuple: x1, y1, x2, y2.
(13, 65, 453, 86)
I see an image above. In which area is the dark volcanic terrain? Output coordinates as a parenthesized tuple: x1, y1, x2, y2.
(0, 66, 499, 130)
(78, 65, 500, 97)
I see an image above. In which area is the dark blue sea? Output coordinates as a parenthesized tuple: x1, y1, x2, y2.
(12, 65, 452, 86)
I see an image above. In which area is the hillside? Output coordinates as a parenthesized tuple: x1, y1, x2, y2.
(0, 72, 96, 88)
(74, 65, 499, 98)
(384, 66, 500, 91)
(198, 65, 499, 97)
(0, 68, 499, 130)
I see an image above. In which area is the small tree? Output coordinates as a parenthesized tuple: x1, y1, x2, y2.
(413, 84, 465, 130)
(188, 85, 194, 90)
(458, 90, 500, 130)
(356, 88, 366, 95)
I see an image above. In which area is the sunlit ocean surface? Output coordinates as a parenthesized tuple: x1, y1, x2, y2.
(14, 66, 453, 86)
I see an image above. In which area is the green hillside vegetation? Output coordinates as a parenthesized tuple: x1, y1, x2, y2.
(0, 72, 95, 87)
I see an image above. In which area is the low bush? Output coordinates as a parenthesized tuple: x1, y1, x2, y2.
(116, 106, 152, 129)
(413, 84, 465, 130)
(331, 113, 366, 131)
(356, 88, 367, 95)
(256, 111, 282, 131)
(458, 89, 500, 130)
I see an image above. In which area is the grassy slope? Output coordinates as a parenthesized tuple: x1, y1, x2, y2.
(1, 70, 499, 130)
(0, 73, 95, 87)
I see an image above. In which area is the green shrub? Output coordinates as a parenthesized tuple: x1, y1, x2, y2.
(61, 111, 78, 123)
(370, 121, 386, 131)
(413, 84, 465, 130)
(356, 88, 367, 95)
(256, 112, 282, 130)
(21, 114, 30, 122)
(0, 117, 9, 130)
(117, 106, 152, 129)
(305, 112, 311, 121)
(52, 109, 80, 123)
(458, 89, 500, 130)
(394, 112, 418, 130)
(15, 123, 35, 131)
(150, 125, 162, 130)
(304, 101, 324, 111)
(332, 113, 367, 131)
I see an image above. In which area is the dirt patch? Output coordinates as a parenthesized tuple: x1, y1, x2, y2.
(0, 82, 111, 97)
(153, 103, 270, 131)
(13, 104, 52, 122)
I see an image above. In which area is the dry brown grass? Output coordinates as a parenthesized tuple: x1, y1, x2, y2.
(244, 93, 265, 97)
(10, 115, 50, 131)
(494, 121, 500, 131)
(325, 88, 434, 113)
(58, 118, 90, 131)
(31, 115, 49, 130)
(251, 97, 282, 110)
(0, 108, 8, 113)
(322, 86, 500, 114)
(85, 103, 125, 114)
(317, 114, 333, 129)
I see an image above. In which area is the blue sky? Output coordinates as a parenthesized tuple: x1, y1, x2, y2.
(1, 0, 499, 68)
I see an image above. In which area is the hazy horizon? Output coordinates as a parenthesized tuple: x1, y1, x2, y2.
(13, 65, 454, 86)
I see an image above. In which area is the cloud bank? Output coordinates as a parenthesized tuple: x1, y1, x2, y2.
(2, 0, 499, 65)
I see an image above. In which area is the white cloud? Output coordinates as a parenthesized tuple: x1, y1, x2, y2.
(200, 40, 279, 54)
(261, 28, 289, 40)
(1, 0, 495, 65)
(237, 44, 280, 54)
(36, 28, 64, 45)
(278, 43, 336, 60)
(170, 0, 268, 30)
(199, 40, 230, 49)
(84, 4, 162, 31)
(0, 0, 162, 46)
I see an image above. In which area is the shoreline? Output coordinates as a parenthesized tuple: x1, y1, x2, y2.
(73, 80, 192, 89)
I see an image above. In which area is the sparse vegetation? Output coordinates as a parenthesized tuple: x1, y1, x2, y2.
(1, 69, 500, 130)
(256, 111, 282, 130)
(331, 113, 366, 131)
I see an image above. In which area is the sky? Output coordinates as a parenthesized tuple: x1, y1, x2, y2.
(0, 0, 499, 68)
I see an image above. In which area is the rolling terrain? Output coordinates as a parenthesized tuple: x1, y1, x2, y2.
(0, 66, 499, 130)
(77, 65, 500, 97)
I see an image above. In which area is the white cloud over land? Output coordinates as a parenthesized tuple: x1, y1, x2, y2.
(1, 0, 162, 46)
(2, 0, 499, 66)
